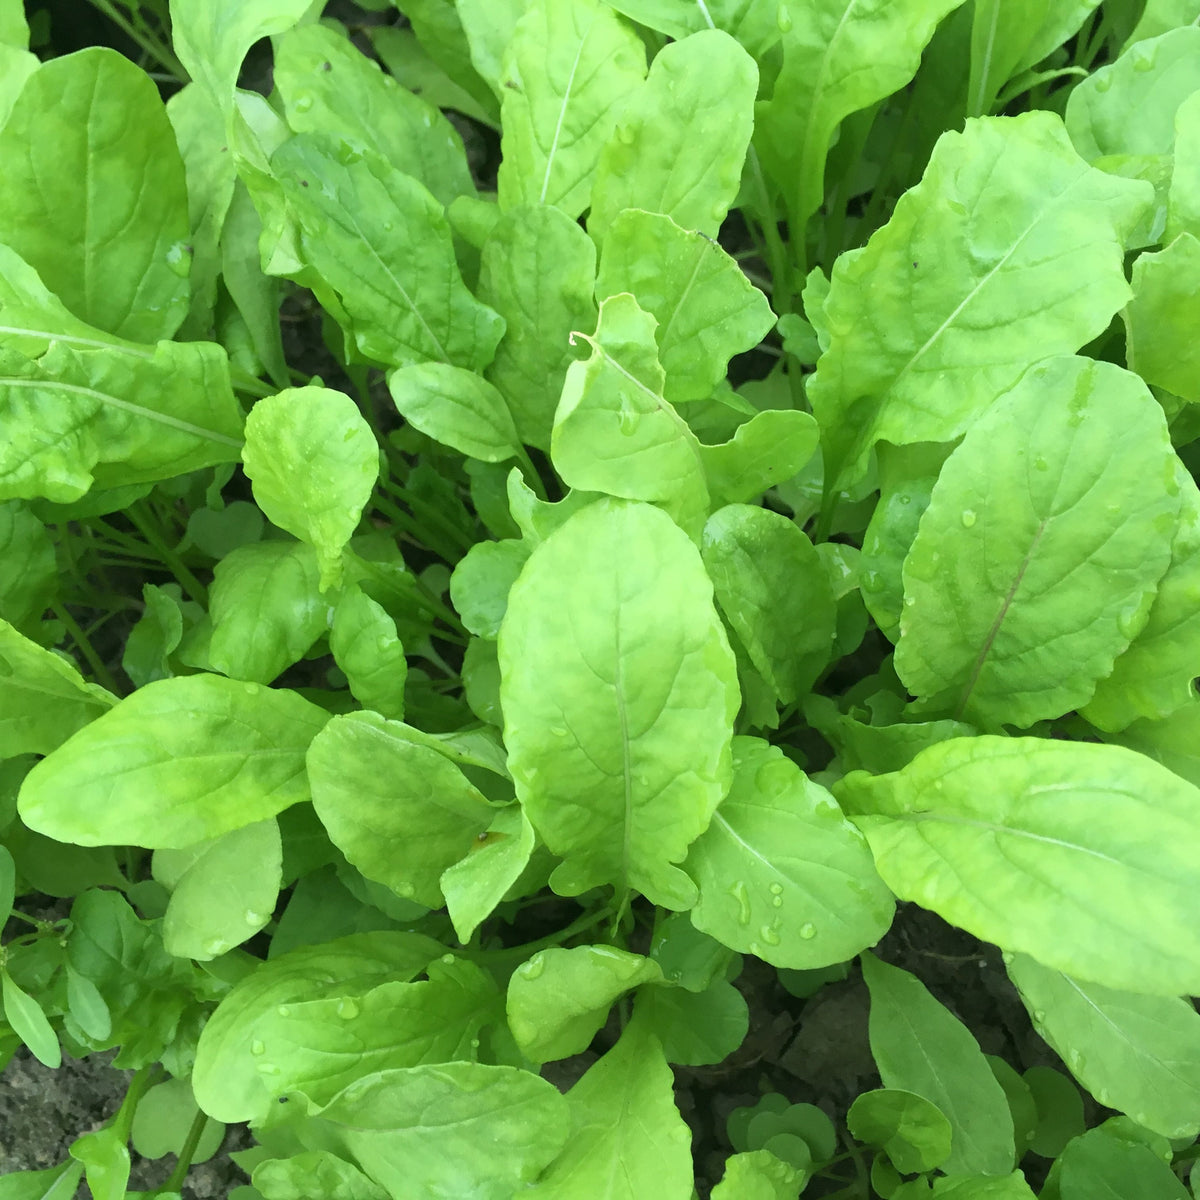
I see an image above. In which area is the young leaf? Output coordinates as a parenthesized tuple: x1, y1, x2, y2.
(1056, 1127, 1192, 1200)
(2, 969, 61, 1068)
(392, 0, 500, 121)
(241, 386, 376, 589)
(862, 954, 1015, 1176)
(0, 1162, 84, 1200)
(0, 620, 117, 757)
(847, 1088, 954, 1174)
(0, 844, 13, 920)
(1167, 91, 1200, 242)
(121, 584, 187, 688)
(498, 499, 739, 909)
(807, 112, 1150, 490)
(19, 674, 330, 848)
(1113, 696, 1200, 788)
(603, 0, 784, 59)
(526, 1014, 693, 1198)
(253, 1152, 388, 1200)
(551, 294, 710, 537)
(588, 30, 758, 241)
(595, 210, 775, 404)
(895, 356, 1178, 728)
(702, 505, 837, 705)
(67, 1127, 130, 1200)
(0, 48, 189, 342)
(477, 204, 598, 450)
(1124, 232, 1200, 404)
(456, 0, 527, 99)
(450, 539, 530, 639)
(507, 945, 663, 1062)
(710, 1149, 805, 1200)
(838, 736, 1200, 995)
(636, 976, 750, 1066)
(497, 0, 647, 218)
(130, 1077, 224, 1163)
(64, 965, 111, 1043)
(440, 805, 536, 942)
(686, 737, 894, 968)
(699, 408, 819, 508)
(1007, 952, 1200, 1139)
(329, 588, 408, 720)
(307, 711, 494, 908)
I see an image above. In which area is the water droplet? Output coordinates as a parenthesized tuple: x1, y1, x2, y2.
(1117, 609, 1141, 639)
(550, 725, 569, 739)
(1132, 49, 1155, 72)
(903, 595, 916, 607)
(860, 570, 882, 593)
(470, 1037, 480, 1050)
(396, 882, 415, 898)
(759, 924, 781, 946)
(1034, 455, 1049, 471)
(799, 922, 817, 940)
(250, 1040, 265, 1055)
(203, 939, 226, 956)
(244, 909, 265, 926)
(728, 880, 752, 926)
(1094, 74, 1112, 92)
(777, 7, 792, 32)
(277, 1004, 291, 1017)
(960, 509, 977, 528)
(898, 493, 911, 505)
(1033, 1010, 1046, 1023)
(617, 406, 638, 435)
(521, 954, 545, 980)
(165, 241, 191, 277)
(769, 883, 783, 896)
(293, 94, 314, 114)
(771, 895, 783, 909)
(1001, 951, 1014, 964)
(617, 124, 635, 145)
(259, 1063, 281, 1076)
(337, 997, 360, 1020)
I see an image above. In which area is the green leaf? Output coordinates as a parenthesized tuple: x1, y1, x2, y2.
(686, 737, 894, 967)
(525, 1014, 693, 1199)
(0, 43, 35, 130)
(0, 620, 117, 757)
(702, 505, 837, 705)
(754, 0, 964, 243)
(507, 945, 663, 1062)
(595, 210, 775, 405)
(0, 502, 55, 635)
(315, 1062, 569, 1199)
(498, 499, 738, 908)
(450, 538, 530, 640)
(0, 1162, 84, 1200)
(2, 968, 60, 1067)
(0, 0, 28, 48)
(497, 0, 647, 218)
(847, 1088, 954, 1174)
(191, 931, 448, 1122)
(932, 1176, 1037, 1199)
(862, 954, 1015, 1176)
(67, 1128, 130, 1200)
(121, 584, 186, 688)
(838, 736, 1200, 995)
(710, 1150, 805, 1200)
(64, 965, 111, 1042)
(307, 711, 494, 908)
(253, 1152, 387, 1200)
(551, 294, 710, 537)
(19, 674, 329, 848)
(636, 976, 749, 1066)
(254, 956, 499, 1108)
(387, 362, 523, 462)
(649, 911, 737, 993)
(589, 30, 757, 241)
(329, 588, 407, 720)
(0, 338, 243, 504)
(270, 133, 504, 370)
(440, 804, 536, 941)
(0, 844, 13, 919)
(130, 1077, 224, 1163)
(370, 24, 495, 126)
(0, 48, 189, 342)
(895, 356, 1178, 728)
(477, 204, 598, 451)
(274, 22, 475, 208)
(1007, 952, 1200, 1139)
(206, 541, 328, 684)
(1113, 696, 1200, 788)
(242, 386, 378, 589)
(456, 0, 527, 99)
(603, 0, 784, 58)
(1056, 1127, 1191, 1200)
(807, 112, 1149, 490)
(160, 819, 282, 960)
(1125, 233, 1200, 404)
(1023, 1066, 1086, 1158)
(1167, 91, 1200, 242)
(699, 408, 819, 508)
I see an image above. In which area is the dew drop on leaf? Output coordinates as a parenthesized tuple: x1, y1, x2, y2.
(799, 923, 816, 940)
(728, 880, 752, 926)
(769, 882, 783, 896)
(760, 924, 781, 946)
(771, 895, 783, 909)
(336, 997, 360, 1020)
(250, 1040, 265, 1056)
(521, 954, 545, 980)
(960, 509, 977, 528)
(293, 95, 314, 113)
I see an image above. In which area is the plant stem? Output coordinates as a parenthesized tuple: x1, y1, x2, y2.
(160, 1108, 212, 1193)
(746, 147, 796, 311)
(84, 0, 188, 82)
(125, 505, 209, 606)
(50, 604, 122, 694)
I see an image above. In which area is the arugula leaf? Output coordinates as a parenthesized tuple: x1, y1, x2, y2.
(329, 588, 407, 721)
(1124, 232, 1200, 404)
(847, 1088, 954, 1174)
(440, 805, 536, 942)
(711, 1149, 805, 1200)
(604, 0, 784, 59)
(252, 1152, 388, 1200)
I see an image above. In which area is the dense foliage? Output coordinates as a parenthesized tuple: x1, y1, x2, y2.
(2, 0, 1200, 1196)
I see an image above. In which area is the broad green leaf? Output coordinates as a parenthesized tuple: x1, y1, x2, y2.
(270, 133, 504, 370)
(64, 966, 111, 1042)
(130, 1077, 223, 1163)
(2, 969, 60, 1067)
(192, 931, 447, 1122)
(329, 588, 407, 720)
(253, 1152, 387, 1200)
(370, 24, 495, 126)
(161, 819, 282, 960)
(847, 1088, 954, 1174)
(316, 1063, 568, 1200)
(1085, 461, 1200, 729)
(0, 1163, 83, 1200)
(686, 737, 894, 967)
(0, 338, 243, 504)
(595, 210, 775, 404)
(1113, 696, 1200, 788)
(0, 0, 28, 47)
(498, 499, 738, 908)
(699, 409, 819, 508)
(807, 113, 1149, 490)
(387, 363, 522, 462)
(603, 0, 783, 58)
(1018, 1068, 1086, 1156)
(711, 1150, 804, 1200)
(497, 0, 647, 218)
(1167, 91, 1200, 241)
(1124, 233, 1200, 403)
(274, 23, 475, 208)
(636, 976, 749, 1066)
(456, 0, 527, 98)
(1007, 952, 1200, 1138)
(0, 620, 117, 757)
(1126, 0, 1200, 48)
(391, 0, 500, 121)
(507, 945, 662, 1062)
(895, 356, 1178, 728)
(754, 0, 964, 245)
(837, 736, 1200, 995)
(506, 469, 600, 544)
(477, 204, 598, 450)
(1057, 1127, 1191, 1200)
(0, 48, 189, 342)
(206, 541, 327, 684)
(254, 957, 498, 1108)
(702, 505, 837, 705)
(0, 45, 36, 129)
(242, 386, 378, 588)
(170, 0, 314, 110)
(525, 1014, 692, 1199)
(19, 674, 329, 848)
(68, 1128, 129, 1200)
(450, 539, 530, 639)
(589, 31, 757, 241)
(862, 954, 1015, 1176)
(649, 911, 736, 993)
(551, 294, 709, 537)
(440, 805, 536, 941)
(932, 1176, 1037, 1199)
(966, 1, 1099, 117)
(307, 711, 493, 908)
(121, 584, 187, 688)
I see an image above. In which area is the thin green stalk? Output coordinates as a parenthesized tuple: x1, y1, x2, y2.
(230, 367, 274, 399)
(471, 905, 614, 966)
(84, 0, 188, 81)
(159, 1108, 212, 1193)
(125, 505, 209, 606)
(746, 147, 796, 311)
(513, 448, 549, 502)
(51, 604, 122, 694)
(377, 477, 474, 554)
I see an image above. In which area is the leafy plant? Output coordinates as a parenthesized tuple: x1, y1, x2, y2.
(2, 0, 1200, 1197)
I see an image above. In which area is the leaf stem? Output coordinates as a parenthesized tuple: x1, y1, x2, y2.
(50, 604, 122, 695)
(160, 1107, 212, 1193)
(83, 0, 188, 82)
(124, 505, 209, 606)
